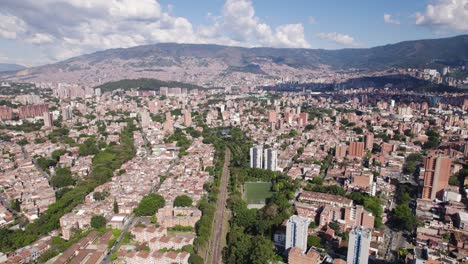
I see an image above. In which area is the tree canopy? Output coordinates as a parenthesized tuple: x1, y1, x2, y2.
(90, 215, 106, 229)
(134, 193, 165, 216)
(174, 195, 193, 207)
(50, 167, 75, 188)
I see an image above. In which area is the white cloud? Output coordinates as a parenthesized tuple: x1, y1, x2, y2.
(308, 16, 317, 24)
(317, 32, 357, 46)
(26, 33, 54, 44)
(415, 0, 468, 31)
(0, 0, 311, 64)
(275, 24, 310, 48)
(219, 0, 310, 48)
(384, 14, 400, 25)
(0, 13, 26, 39)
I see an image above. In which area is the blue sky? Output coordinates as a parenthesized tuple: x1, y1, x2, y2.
(0, 0, 466, 66)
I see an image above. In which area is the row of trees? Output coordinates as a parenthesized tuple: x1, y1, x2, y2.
(190, 127, 227, 263)
(391, 183, 418, 232)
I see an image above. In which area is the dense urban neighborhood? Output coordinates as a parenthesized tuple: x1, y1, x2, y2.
(0, 67, 467, 264)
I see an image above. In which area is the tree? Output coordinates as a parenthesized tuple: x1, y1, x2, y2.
(310, 177, 323, 185)
(249, 236, 276, 264)
(113, 199, 119, 214)
(423, 129, 441, 149)
(307, 235, 323, 248)
(223, 225, 253, 264)
(93, 191, 108, 201)
(392, 204, 416, 232)
(174, 195, 193, 207)
(448, 176, 460, 186)
(37, 157, 56, 171)
(50, 167, 75, 188)
(91, 215, 106, 229)
(134, 193, 165, 216)
(78, 137, 99, 156)
(188, 254, 204, 264)
(10, 199, 20, 212)
(353, 127, 363, 134)
(403, 153, 423, 174)
(17, 138, 28, 146)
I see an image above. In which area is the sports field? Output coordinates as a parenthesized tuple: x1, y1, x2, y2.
(244, 182, 273, 205)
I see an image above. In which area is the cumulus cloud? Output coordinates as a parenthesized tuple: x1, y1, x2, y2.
(0, 13, 27, 39)
(317, 32, 357, 46)
(384, 14, 400, 25)
(415, 0, 468, 31)
(220, 0, 310, 48)
(0, 0, 311, 64)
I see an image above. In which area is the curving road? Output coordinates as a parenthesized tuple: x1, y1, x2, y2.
(207, 148, 230, 264)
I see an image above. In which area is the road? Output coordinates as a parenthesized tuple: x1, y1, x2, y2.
(101, 215, 136, 264)
(206, 148, 230, 264)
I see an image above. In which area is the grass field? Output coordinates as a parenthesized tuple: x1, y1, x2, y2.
(244, 182, 273, 205)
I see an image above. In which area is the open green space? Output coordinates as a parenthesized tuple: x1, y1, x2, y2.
(244, 182, 273, 204)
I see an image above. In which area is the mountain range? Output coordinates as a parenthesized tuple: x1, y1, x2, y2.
(2, 35, 467, 86)
(0, 63, 26, 73)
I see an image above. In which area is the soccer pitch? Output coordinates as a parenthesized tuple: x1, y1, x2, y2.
(244, 182, 273, 205)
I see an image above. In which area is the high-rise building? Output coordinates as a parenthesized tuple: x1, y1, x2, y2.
(364, 133, 374, 150)
(268, 110, 278, 123)
(249, 145, 263, 169)
(140, 111, 151, 128)
(263, 148, 278, 171)
(19, 104, 49, 118)
(335, 143, 347, 159)
(62, 106, 73, 120)
(94, 88, 102, 97)
(348, 142, 365, 158)
(286, 215, 309, 253)
(0, 106, 13, 120)
(422, 155, 452, 200)
(183, 110, 192, 127)
(298, 113, 308, 126)
(43, 112, 53, 128)
(160, 87, 168, 96)
(347, 226, 371, 264)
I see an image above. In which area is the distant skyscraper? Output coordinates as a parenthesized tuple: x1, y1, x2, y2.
(183, 110, 192, 127)
(286, 215, 309, 253)
(62, 106, 73, 120)
(298, 113, 308, 126)
(249, 145, 263, 169)
(263, 148, 278, 171)
(347, 226, 371, 264)
(160, 87, 168, 96)
(43, 112, 53, 128)
(140, 111, 151, 128)
(422, 155, 452, 200)
(94, 88, 102, 97)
